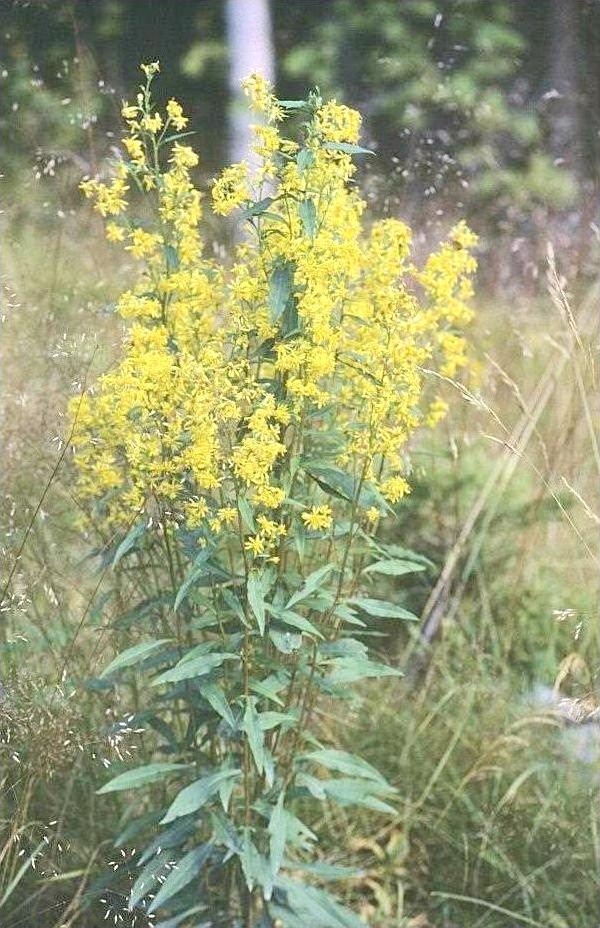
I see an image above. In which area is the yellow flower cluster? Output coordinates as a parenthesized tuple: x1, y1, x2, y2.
(72, 66, 477, 564)
(301, 506, 333, 531)
(211, 162, 250, 216)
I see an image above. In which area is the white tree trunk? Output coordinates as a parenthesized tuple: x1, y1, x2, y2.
(225, 0, 275, 165)
(549, 0, 581, 177)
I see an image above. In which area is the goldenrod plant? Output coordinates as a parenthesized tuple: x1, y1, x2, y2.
(74, 63, 477, 926)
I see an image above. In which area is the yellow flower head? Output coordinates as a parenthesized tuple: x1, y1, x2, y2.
(123, 135, 146, 166)
(242, 73, 284, 122)
(166, 98, 188, 131)
(121, 103, 139, 122)
(142, 112, 163, 134)
(301, 505, 333, 531)
(211, 162, 250, 216)
(170, 143, 199, 169)
(141, 61, 160, 78)
(316, 101, 361, 145)
(106, 222, 125, 243)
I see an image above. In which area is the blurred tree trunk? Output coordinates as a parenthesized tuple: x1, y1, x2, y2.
(549, 0, 582, 179)
(225, 0, 275, 164)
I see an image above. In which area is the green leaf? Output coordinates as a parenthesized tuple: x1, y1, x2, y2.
(322, 141, 374, 155)
(298, 198, 317, 237)
(267, 605, 323, 638)
(304, 463, 390, 511)
(272, 876, 366, 928)
(138, 816, 197, 866)
(269, 628, 302, 653)
(218, 764, 238, 811)
(129, 850, 170, 910)
(238, 497, 256, 533)
(151, 652, 238, 687)
(348, 596, 418, 621)
(161, 769, 241, 824)
(99, 639, 171, 679)
(333, 604, 365, 627)
(286, 564, 335, 609)
(173, 549, 211, 611)
(240, 828, 272, 896)
(258, 710, 298, 731)
(198, 680, 236, 728)
(250, 677, 285, 706)
(269, 792, 286, 879)
(112, 522, 146, 569)
(296, 148, 315, 172)
(163, 243, 180, 271)
(148, 844, 212, 914)
(363, 559, 426, 577)
(239, 196, 274, 219)
(247, 571, 267, 634)
(377, 543, 435, 568)
(325, 657, 403, 685)
(269, 263, 294, 323)
(301, 748, 390, 786)
(243, 696, 266, 775)
(162, 128, 196, 142)
(297, 773, 396, 814)
(222, 588, 249, 626)
(97, 762, 188, 794)
(114, 810, 162, 847)
(286, 860, 363, 881)
(321, 778, 396, 814)
(279, 99, 309, 109)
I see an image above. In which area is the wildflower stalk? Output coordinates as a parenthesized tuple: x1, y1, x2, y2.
(74, 64, 477, 925)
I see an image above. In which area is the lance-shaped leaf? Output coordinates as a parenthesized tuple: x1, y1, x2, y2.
(243, 696, 266, 775)
(363, 559, 426, 577)
(285, 860, 363, 881)
(239, 195, 274, 219)
(250, 677, 285, 706)
(173, 549, 211, 611)
(112, 521, 146, 569)
(296, 148, 315, 171)
(148, 843, 213, 914)
(304, 463, 391, 512)
(269, 628, 302, 653)
(300, 748, 390, 787)
(240, 828, 273, 897)
(298, 198, 317, 237)
(272, 876, 366, 928)
(129, 849, 171, 911)
(161, 768, 241, 824)
(198, 680, 236, 728)
(138, 816, 197, 866)
(322, 141, 374, 155)
(258, 709, 299, 731)
(269, 262, 294, 323)
(266, 604, 323, 638)
(247, 571, 267, 634)
(286, 564, 335, 609)
(321, 778, 396, 814)
(268, 792, 286, 878)
(97, 762, 189, 794)
(297, 772, 396, 814)
(348, 596, 418, 621)
(151, 652, 238, 687)
(100, 639, 171, 679)
(325, 657, 403, 686)
(377, 542, 435, 568)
